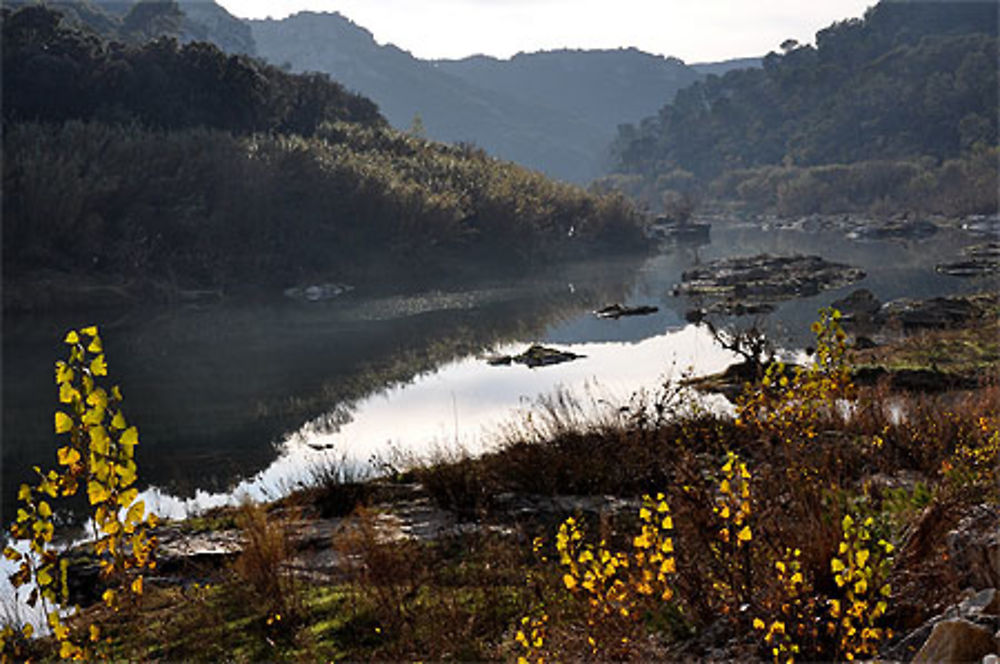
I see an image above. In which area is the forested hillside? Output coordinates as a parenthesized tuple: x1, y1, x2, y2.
(2, 5, 645, 311)
(605, 0, 998, 215)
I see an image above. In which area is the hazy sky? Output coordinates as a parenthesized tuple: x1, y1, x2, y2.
(216, 0, 876, 63)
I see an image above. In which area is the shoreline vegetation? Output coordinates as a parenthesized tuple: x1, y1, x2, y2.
(3, 293, 997, 661)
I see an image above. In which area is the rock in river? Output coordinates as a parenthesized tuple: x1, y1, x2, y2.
(487, 344, 584, 368)
(674, 253, 865, 315)
(594, 303, 659, 319)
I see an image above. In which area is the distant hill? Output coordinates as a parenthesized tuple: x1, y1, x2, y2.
(433, 48, 700, 146)
(688, 56, 762, 77)
(249, 12, 702, 183)
(604, 0, 998, 215)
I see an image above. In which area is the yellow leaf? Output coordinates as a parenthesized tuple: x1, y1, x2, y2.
(87, 481, 110, 505)
(55, 363, 73, 385)
(117, 460, 138, 486)
(81, 325, 99, 337)
(38, 501, 52, 518)
(54, 411, 73, 434)
(131, 575, 143, 595)
(125, 500, 145, 525)
(563, 574, 577, 590)
(81, 406, 104, 426)
(18, 484, 32, 501)
(89, 624, 100, 642)
(633, 531, 651, 549)
(831, 557, 845, 573)
(117, 487, 139, 507)
(102, 588, 116, 606)
(58, 446, 81, 466)
(121, 426, 139, 448)
(89, 426, 110, 456)
(86, 388, 108, 409)
(856, 549, 870, 568)
(93, 458, 111, 483)
(90, 354, 107, 377)
(59, 641, 77, 659)
(63, 331, 80, 345)
(737, 525, 752, 542)
(753, 618, 766, 630)
(112, 385, 123, 401)
(22, 624, 33, 639)
(87, 336, 103, 353)
(111, 411, 126, 430)
(37, 567, 53, 587)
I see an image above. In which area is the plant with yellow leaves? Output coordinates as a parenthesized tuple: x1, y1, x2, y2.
(2, 326, 158, 662)
(737, 308, 853, 447)
(827, 513, 893, 661)
(553, 493, 678, 657)
(709, 451, 754, 615)
(942, 414, 1000, 500)
(513, 612, 548, 664)
(753, 547, 820, 663)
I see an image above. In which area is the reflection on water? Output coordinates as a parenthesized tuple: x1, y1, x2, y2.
(141, 325, 739, 519)
(2, 223, 990, 521)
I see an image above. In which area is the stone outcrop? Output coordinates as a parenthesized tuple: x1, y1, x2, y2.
(674, 253, 865, 315)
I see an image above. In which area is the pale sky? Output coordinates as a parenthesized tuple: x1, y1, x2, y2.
(216, 0, 876, 63)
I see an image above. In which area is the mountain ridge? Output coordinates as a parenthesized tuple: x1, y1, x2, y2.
(248, 11, 715, 182)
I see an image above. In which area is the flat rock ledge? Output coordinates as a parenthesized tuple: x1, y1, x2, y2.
(675, 253, 865, 315)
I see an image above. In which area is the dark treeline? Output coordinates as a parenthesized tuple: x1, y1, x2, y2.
(604, 0, 998, 215)
(2, 6, 645, 310)
(2, 4, 380, 135)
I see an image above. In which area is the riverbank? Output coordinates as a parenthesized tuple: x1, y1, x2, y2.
(7, 292, 997, 662)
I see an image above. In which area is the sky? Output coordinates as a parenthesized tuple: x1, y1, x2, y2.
(215, 0, 876, 63)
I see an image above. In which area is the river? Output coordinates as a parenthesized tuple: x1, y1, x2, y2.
(1, 219, 989, 522)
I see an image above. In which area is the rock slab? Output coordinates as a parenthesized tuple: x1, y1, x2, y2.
(911, 618, 999, 663)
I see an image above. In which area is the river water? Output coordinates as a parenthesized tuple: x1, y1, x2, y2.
(2, 220, 989, 522)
